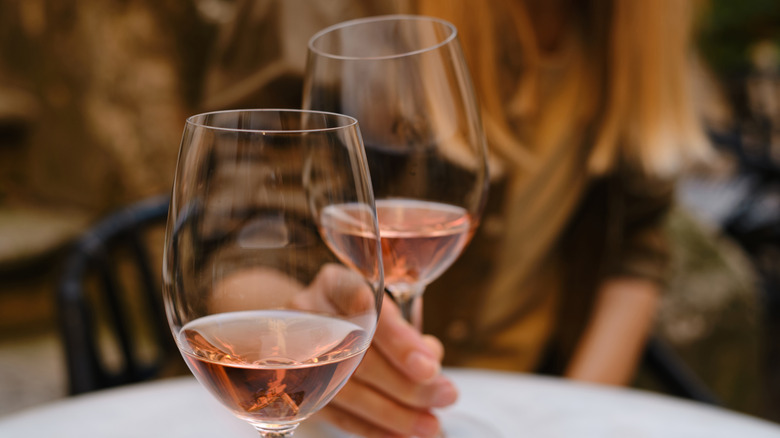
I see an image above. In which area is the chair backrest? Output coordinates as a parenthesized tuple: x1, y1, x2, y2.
(56, 195, 180, 395)
(641, 336, 721, 405)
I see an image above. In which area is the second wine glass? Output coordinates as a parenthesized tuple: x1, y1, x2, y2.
(304, 14, 489, 327)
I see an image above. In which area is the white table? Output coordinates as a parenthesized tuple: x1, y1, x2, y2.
(1, 368, 779, 437)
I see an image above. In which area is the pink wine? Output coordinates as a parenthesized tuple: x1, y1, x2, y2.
(318, 202, 380, 279)
(178, 310, 368, 426)
(321, 199, 471, 292)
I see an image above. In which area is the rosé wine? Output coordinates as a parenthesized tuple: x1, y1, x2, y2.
(178, 310, 368, 426)
(321, 199, 471, 295)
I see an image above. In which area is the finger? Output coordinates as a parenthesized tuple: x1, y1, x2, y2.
(421, 334, 445, 361)
(372, 295, 441, 383)
(295, 264, 375, 316)
(329, 377, 441, 438)
(211, 267, 304, 313)
(315, 405, 404, 438)
(352, 346, 458, 409)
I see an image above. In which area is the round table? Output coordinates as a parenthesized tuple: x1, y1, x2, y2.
(1, 369, 778, 437)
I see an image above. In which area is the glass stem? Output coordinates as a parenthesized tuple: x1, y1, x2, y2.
(398, 295, 417, 326)
(392, 284, 425, 329)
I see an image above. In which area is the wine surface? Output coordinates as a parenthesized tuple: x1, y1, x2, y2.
(178, 310, 368, 425)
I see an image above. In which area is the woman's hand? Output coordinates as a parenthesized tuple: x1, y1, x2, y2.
(315, 295, 459, 438)
(207, 264, 457, 436)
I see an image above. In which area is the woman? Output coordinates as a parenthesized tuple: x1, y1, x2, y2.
(202, 1, 712, 436)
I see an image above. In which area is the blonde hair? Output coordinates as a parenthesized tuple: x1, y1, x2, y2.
(414, 0, 712, 177)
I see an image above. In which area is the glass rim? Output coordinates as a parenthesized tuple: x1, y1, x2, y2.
(184, 108, 359, 134)
(307, 14, 458, 61)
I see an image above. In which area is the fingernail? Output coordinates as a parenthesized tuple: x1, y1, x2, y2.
(429, 379, 458, 407)
(413, 414, 440, 438)
(406, 351, 441, 382)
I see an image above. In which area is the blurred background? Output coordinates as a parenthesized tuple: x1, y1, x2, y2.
(0, 0, 778, 425)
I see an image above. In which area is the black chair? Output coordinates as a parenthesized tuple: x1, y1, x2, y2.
(56, 195, 179, 395)
(641, 336, 722, 405)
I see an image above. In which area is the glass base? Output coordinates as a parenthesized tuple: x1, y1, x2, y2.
(438, 410, 503, 437)
(252, 422, 299, 437)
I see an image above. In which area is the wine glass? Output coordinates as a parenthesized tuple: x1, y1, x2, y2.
(162, 109, 384, 438)
(304, 14, 488, 333)
(304, 15, 492, 437)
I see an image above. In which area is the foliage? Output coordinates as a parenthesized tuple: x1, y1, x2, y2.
(698, 0, 780, 77)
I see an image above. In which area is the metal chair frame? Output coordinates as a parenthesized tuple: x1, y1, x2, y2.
(57, 195, 174, 395)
